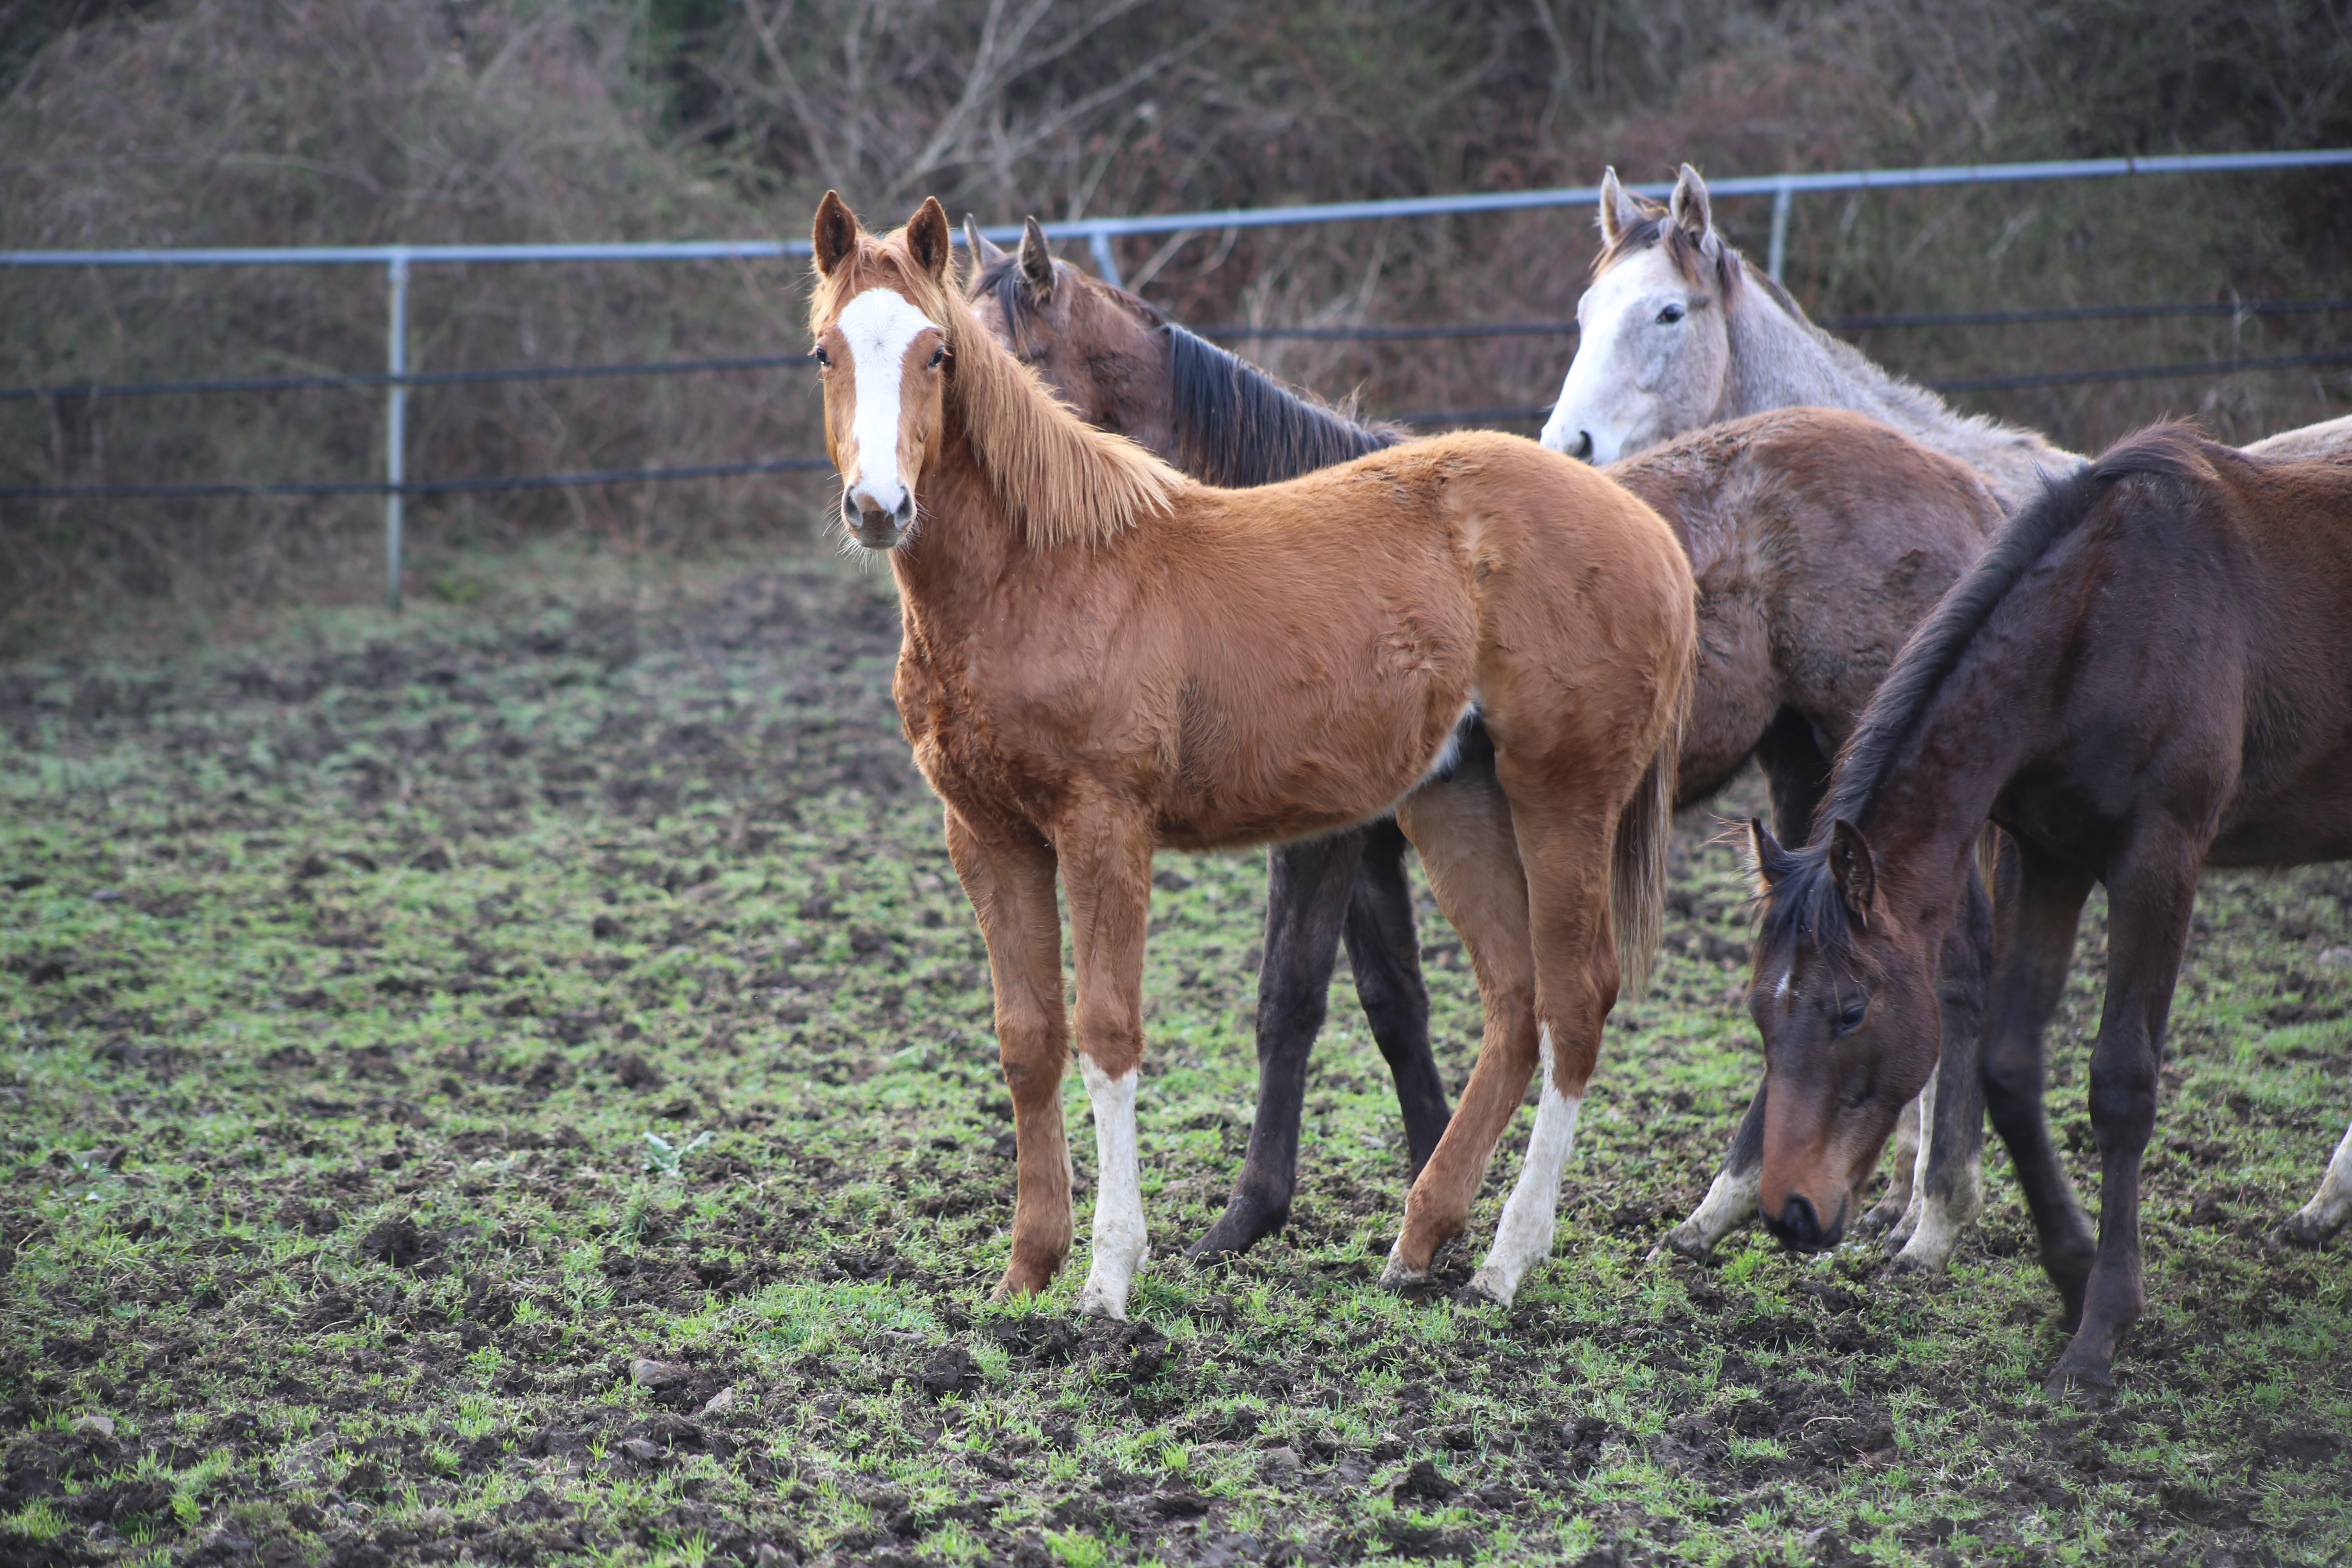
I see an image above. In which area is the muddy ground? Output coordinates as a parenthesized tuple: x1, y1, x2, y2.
(1, 554, 2347, 1567)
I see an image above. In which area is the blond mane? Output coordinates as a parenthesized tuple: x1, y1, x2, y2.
(809, 224, 1185, 548)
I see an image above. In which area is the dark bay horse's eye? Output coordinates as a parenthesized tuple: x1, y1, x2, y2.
(1831, 993, 1869, 1036)
(1656, 303, 1686, 325)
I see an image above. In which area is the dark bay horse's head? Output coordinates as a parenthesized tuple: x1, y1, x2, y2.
(963, 216, 1178, 460)
(1745, 816, 1944, 1252)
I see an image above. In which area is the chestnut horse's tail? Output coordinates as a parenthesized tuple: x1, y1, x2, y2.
(1612, 666, 1690, 1000)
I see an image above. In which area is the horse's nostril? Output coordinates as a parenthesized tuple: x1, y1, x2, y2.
(842, 490, 860, 523)
(1571, 430, 1595, 462)
(1775, 1194, 1828, 1252)
(894, 493, 915, 523)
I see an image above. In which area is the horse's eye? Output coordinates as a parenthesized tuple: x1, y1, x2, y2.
(1656, 303, 1686, 325)
(928, 345, 947, 369)
(813, 347, 831, 367)
(1831, 995, 1869, 1036)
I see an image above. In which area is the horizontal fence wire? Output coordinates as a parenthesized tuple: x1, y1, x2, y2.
(5, 298, 2347, 402)
(0, 352, 814, 403)
(0, 457, 832, 501)
(8, 344, 2350, 496)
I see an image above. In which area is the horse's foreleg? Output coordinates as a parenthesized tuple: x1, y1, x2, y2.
(1057, 808, 1157, 1321)
(1888, 866, 1993, 1274)
(1343, 818, 1448, 1174)
(944, 808, 1073, 1300)
(1853, 1086, 1923, 1240)
(1381, 772, 1537, 1289)
(1189, 829, 1367, 1262)
(1658, 709, 1834, 1261)
(1980, 844, 2096, 1324)
(2045, 842, 2198, 1396)
(2276, 1118, 2352, 1246)
(1653, 1087, 1765, 1261)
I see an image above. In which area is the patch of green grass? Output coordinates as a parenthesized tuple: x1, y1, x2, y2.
(0, 551, 2345, 1566)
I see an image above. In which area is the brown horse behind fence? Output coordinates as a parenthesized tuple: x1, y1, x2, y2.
(1744, 423, 2352, 1392)
(810, 194, 1695, 1317)
(966, 218, 2007, 1274)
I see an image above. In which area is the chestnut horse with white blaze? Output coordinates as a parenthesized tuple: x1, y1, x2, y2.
(808, 193, 1695, 1317)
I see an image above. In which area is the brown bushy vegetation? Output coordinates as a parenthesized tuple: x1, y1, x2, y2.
(2, 0, 2348, 624)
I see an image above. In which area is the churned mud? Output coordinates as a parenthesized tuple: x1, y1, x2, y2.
(1, 554, 2346, 1566)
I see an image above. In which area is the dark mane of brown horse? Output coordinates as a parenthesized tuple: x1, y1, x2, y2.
(1754, 427, 2220, 970)
(973, 252, 1398, 488)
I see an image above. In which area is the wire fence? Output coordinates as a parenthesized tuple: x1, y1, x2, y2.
(6, 147, 2351, 606)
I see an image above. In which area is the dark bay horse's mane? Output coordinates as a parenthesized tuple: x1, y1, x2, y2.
(974, 252, 1400, 488)
(1757, 422, 2217, 966)
(1161, 324, 1400, 487)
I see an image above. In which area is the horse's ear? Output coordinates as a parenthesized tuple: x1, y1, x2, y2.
(813, 191, 859, 276)
(1019, 216, 1056, 302)
(1669, 163, 1713, 243)
(1744, 817, 1797, 895)
(963, 216, 1009, 269)
(907, 197, 953, 282)
(1598, 167, 1641, 248)
(1826, 817, 1878, 925)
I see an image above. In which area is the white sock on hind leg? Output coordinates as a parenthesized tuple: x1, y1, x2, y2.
(1466, 1025, 1581, 1307)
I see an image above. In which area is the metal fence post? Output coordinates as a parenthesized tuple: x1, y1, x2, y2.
(1087, 229, 1123, 290)
(385, 249, 409, 612)
(1767, 178, 1793, 281)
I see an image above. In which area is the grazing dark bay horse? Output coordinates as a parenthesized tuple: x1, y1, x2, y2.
(967, 218, 2008, 1273)
(811, 194, 1695, 1317)
(1745, 423, 2352, 1391)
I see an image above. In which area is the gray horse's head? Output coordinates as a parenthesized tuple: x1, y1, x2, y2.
(1541, 165, 1746, 465)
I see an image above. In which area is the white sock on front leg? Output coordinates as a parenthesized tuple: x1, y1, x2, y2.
(1076, 1058, 1147, 1319)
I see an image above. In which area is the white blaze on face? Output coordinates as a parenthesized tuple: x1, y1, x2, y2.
(1539, 247, 1697, 466)
(837, 288, 939, 518)
(1464, 1022, 1584, 1306)
(1076, 1057, 1148, 1320)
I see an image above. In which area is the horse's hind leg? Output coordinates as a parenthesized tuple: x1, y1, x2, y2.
(1343, 817, 1448, 1175)
(944, 808, 1075, 1300)
(1888, 863, 1993, 1274)
(1454, 764, 1626, 1308)
(2275, 1118, 2352, 1246)
(1189, 829, 1368, 1262)
(1379, 769, 1539, 1289)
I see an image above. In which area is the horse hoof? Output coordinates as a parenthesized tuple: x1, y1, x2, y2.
(1456, 1267, 1513, 1307)
(2043, 1360, 2115, 1402)
(1850, 1203, 1901, 1241)
(1652, 1226, 1713, 1264)
(1185, 1204, 1286, 1264)
(1076, 1283, 1128, 1321)
(1882, 1248, 1946, 1279)
(2268, 1214, 2339, 1249)
(1378, 1257, 1430, 1294)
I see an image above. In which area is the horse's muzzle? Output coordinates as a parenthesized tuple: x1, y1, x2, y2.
(1764, 1192, 1844, 1253)
(844, 488, 913, 550)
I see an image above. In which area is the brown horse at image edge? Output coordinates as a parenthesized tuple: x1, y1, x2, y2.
(1745, 423, 2352, 1392)
(806, 193, 1695, 1318)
